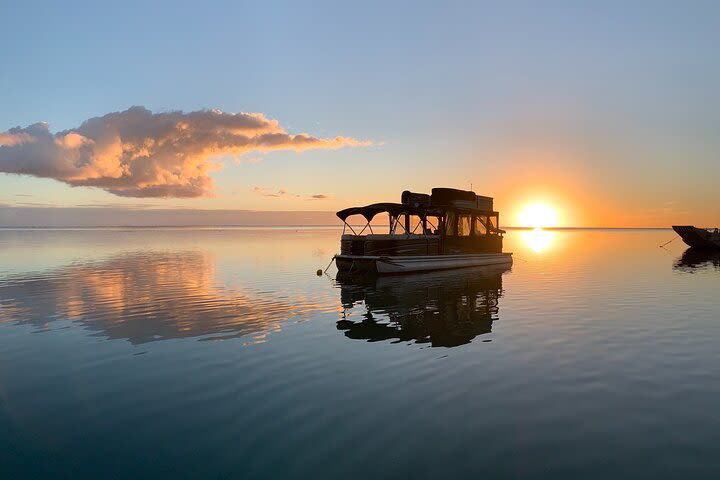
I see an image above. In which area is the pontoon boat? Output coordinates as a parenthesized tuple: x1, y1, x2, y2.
(335, 188, 513, 274)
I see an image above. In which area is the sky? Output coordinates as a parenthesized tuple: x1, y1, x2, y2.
(1, 0, 719, 227)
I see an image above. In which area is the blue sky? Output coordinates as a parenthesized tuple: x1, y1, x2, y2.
(1, 1, 719, 226)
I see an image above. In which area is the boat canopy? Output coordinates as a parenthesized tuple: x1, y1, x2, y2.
(336, 203, 445, 222)
(337, 188, 498, 222)
(336, 188, 506, 236)
(336, 202, 499, 222)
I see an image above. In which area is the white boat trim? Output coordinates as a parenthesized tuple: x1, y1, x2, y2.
(337, 253, 513, 274)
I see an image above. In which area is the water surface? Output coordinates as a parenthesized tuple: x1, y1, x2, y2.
(1, 228, 719, 479)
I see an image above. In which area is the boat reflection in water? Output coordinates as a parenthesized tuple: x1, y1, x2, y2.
(674, 248, 720, 272)
(335, 264, 511, 348)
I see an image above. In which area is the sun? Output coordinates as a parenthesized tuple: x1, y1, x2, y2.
(518, 203, 559, 228)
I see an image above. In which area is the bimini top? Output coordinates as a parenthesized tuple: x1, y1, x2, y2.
(336, 188, 497, 221)
(336, 203, 440, 222)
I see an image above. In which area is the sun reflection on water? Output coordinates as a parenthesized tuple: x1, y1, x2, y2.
(521, 228, 555, 253)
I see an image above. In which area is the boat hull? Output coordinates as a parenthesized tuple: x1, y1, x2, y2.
(672, 226, 720, 249)
(335, 253, 513, 274)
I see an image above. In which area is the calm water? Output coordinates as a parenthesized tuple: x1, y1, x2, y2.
(1, 228, 719, 479)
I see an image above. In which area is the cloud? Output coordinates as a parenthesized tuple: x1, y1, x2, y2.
(252, 186, 329, 200)
(0, 106, 370, 198)
(253, 186, 283, 197)
(0, 131, 38, 147)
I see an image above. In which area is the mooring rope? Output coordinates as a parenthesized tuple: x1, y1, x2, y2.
(659, 236, 679, 248)
(322, 255, 337, 274)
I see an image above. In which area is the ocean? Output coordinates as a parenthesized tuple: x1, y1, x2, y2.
(1, 227, 719, 479)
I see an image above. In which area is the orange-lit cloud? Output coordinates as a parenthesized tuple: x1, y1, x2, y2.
(0, 106, 370, 198)
(252, 186, 330, 200)
(253, 186, 287, 197)
(0, 132, 37, 146)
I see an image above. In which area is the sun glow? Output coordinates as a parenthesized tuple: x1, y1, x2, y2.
(517, 203, 559, 228)
(521, 228, 555, 253)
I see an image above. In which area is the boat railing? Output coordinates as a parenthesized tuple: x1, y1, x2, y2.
(341, 233, 438, 240)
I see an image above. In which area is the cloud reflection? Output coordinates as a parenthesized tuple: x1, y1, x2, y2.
(0, 251, 333, 344)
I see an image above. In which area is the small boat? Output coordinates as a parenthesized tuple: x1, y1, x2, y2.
(335, 188, 513, 274)
(672, 226, 720, 249)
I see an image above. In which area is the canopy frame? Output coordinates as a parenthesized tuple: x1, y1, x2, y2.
(337, 202, 505, 236)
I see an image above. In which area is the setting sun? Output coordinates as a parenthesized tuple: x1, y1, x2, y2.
(517, 203, 559, 228)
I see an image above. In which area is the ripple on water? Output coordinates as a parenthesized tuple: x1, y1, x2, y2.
(1, 229, 720, 479)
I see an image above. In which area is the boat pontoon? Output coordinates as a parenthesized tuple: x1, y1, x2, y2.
(335, 188, 513, 274)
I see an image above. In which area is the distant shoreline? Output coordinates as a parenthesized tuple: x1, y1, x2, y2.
(0, 225, 675, 230)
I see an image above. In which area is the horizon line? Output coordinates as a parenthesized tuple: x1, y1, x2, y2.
(0, 225, 677, 230)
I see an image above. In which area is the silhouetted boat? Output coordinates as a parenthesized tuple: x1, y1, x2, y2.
(335, 188, 513, 274)
(672, 226, 720, 248)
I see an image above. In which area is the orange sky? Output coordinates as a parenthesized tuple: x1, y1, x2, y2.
(2, 4, 720, 228)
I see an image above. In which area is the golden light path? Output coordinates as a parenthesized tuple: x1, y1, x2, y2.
(521, 228, 555, 253)
(517, 202, 559, 253)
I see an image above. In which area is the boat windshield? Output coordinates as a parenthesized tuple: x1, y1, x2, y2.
(389, 213, 440, 235)
(444, 213, 500, 237)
